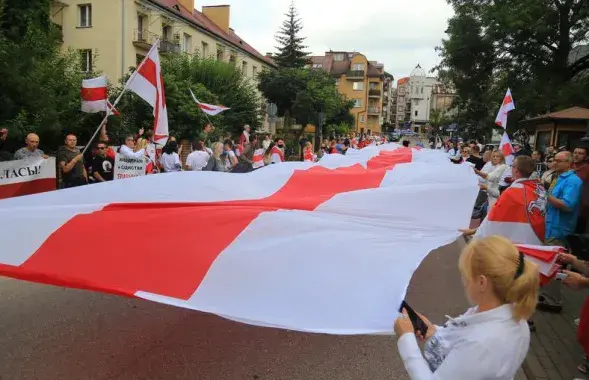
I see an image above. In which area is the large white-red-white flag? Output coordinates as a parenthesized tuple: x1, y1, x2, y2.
(81, 76, 120, 116)
(189, 89, 230, 116)
(126, 43, 168, 144)
(495, 88, 515, 128)
(0, 145, 479, 335)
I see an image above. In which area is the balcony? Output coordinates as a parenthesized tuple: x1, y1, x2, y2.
(367, 106, 381, 115)
(160, 38, 181, 54)
(133, 29, 154, 50)
(346, 70, 365, 79)
(369, 89, 381, 97)
(133, 30, 180, 53)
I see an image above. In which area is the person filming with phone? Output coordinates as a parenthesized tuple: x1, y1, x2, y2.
(394, 236, 539, 379)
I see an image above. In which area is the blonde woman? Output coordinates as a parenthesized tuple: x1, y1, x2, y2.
(395, 236, 539, 379)
(475, 150, 508, 207)
(203, 142, 226, 172)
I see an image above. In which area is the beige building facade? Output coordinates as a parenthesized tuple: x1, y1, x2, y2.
(50, 0, 275, 84)
(307, 52, 386, 134)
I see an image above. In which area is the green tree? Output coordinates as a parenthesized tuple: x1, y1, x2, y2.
(258, 67, 353, 144)
(273, 2, 309, 69)
(0, 0, 99, 152)
(116, 53, 261, 142)
(436, 0, 589, 140)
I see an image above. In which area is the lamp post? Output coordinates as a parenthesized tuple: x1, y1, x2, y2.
(316, 110, 325, 148)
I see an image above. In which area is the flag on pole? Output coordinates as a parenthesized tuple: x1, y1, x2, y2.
(81, 76, 108, 113)
(495, 88, 515, 129)
(499, 131, 514, 159)
(81, 76, 121, 116)
(189, 89, 230, 116)
(126, 42, 169, 144)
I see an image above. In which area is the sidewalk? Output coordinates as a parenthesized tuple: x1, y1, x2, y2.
(523, 286, 589, 380)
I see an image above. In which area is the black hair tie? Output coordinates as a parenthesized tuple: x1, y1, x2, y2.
(515, 252, 525, 279)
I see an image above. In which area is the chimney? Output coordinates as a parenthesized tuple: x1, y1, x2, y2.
(202, 5, 230, 34)
(177, 0, 195, 12)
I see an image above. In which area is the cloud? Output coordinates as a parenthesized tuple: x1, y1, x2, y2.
(200, 0, 454, 84)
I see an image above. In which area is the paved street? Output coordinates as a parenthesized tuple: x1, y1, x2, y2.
(0, 239, 472, 380)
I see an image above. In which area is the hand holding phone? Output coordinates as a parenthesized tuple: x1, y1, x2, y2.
(398, 300, 429, 337)
(555, 272, 568, 281)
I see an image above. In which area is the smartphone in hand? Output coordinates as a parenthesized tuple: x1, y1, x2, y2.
(399, 300, 429, 337)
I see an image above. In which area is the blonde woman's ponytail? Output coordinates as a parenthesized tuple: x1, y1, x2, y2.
(459, 236, 540, 321)
(506, 253, 540, 320)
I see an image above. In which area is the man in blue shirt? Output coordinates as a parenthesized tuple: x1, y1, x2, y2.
(545, 151, 583, 245)
(538, 151, 583, 313)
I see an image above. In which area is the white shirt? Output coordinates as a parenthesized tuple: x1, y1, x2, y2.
(224, 150, 237, 170)
(398, 304, 529, 380)
(185, 150, 209, 171)
(160, 152, 180, 172)
(119, 145, 145, 159)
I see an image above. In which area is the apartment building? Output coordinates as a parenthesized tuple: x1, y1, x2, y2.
(394, 64, 456, 134)
(50, 0, 275, 83)
(307, 51, 386, 134)
(382, 74, 394, 127)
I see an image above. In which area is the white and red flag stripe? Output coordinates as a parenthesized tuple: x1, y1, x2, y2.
(499, 131, 514, 164)
(189, 89, 230, 116)
(106, 100, 120, 116)
(0, 144, 479, 334)
(476, 178, 547, 245)
(495, 88, 515, 128)
(126, 42, 168, 144)
(81, 76, 108, 113)
(515, 244, 563, 278)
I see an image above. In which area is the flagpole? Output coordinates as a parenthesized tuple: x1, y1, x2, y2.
(82, 40, 160, 155)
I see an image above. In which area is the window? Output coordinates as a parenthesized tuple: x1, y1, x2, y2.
(421, 86, 424, 94)
(137, 16, 145, 39)
(414, 110, 418, 116)
(162, 25, 172, 41)
(229, 52, 237, 64)
(353, 82, 364, 91)
(216, 45, 224, 61)
(312, 63, 322, 68)
(80, 49, 93, 72)
(201, 42, 209, 58)
(182, 33, 192, 53)
(242, 61, 248, 74)
(360, 115, 365, 123)
(78, 4, 92, 27)
(252, 66, 258, 78)
(334, 53, 345, 61)
(353, 99, 363, 108)
(352, 63, 365, 71)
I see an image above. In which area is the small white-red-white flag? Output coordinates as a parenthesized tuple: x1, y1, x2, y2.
(81, 76, 120, 116)
(499, 131, 514, 162)
(189, 89, 230, 116)
(81, 76, 108, 113)
(495, 88, 515, 128)
(126, 42, 168, 144)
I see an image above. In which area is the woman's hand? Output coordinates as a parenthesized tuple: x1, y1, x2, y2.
(558, 253, 577, 265)
(394, 309, 415, 336)
(415, 312, 436, 342)
(479, 183, 488, 191)
(459, 228, 477, 236)
(562, 270, 589, 290)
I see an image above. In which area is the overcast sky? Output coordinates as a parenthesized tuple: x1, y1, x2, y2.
(200, 0, 454, 85)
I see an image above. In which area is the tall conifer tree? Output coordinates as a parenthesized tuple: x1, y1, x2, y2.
(273, 2, 309, 68)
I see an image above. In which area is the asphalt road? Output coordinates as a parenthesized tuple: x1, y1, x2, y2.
(0, 238, 469, 380)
